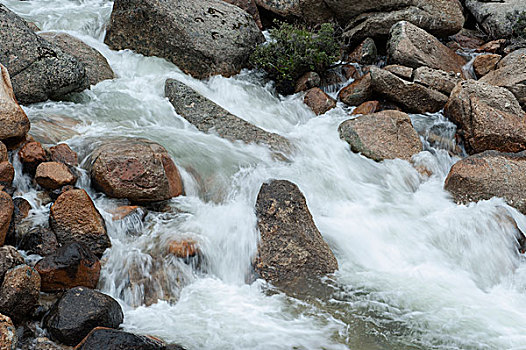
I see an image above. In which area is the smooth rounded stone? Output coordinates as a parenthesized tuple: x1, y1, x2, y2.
(0, 192, 14, 246)
(294, 72, 321, 93)
(105, 0, 263, 79)
(39, 32, 115, 87)
(49, 189, 110, 257)
(387, 21, 466, 74)
(0, 161, 14, 186)
(383, 64, 413, 80)
(254, 0, 333, 24)
(339, 110, 422, 162)
(35, 162, 77, 190)
(165, 79, 292, 156)
(254, 180, 338, 294)
(465, 0, 526, 40)
(473, 54, 502, 78)
(18, 141, 47, 174)
(444, 80, 526, 154)
(0, 5, 88, 104)
(35, 242, 100, 292)
(0, 313, 17, 349)
(48, 143, 78, 166)
(0, 141, 7, 162)
(0, 246, 23, 283)
(19, 226, 59, 257)
(30, 115, 80, 146)
(340, 0, 464, 45)
(0, 64, 30, 144)
(338, 73, 372, 107)
(0, 265, 41, 323)
(346, 38, 377, 65)
(223, 0, 261, 29)
(412, 67, 463, 95)
(351, 100, 380, 115)
(303, 87, 336, 115)
(76, 327, 166, 350)
(369, 66, 448, 114)
(445, 151, 526, 214)
(89, 138, 183, 203)
(44, 287, 123, 346)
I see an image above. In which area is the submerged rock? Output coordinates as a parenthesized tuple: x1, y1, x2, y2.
(44, 287, 123, 346)
(0, 64, 30, 145)
(303, 87, 336, 115)
(76, 327, 166, 350)
(0, 265, 41, 323)
(89, 138, 183, 203)
(165, 79, 292, 156)
(339, 110, 422, 162)
(445, 151, 526, 214)
(105, 0, 263, 79)
(254, 180, 338, 294)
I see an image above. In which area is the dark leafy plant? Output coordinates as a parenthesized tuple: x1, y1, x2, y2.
(250, 21, 340, 95)
(508, 10, 526, 39)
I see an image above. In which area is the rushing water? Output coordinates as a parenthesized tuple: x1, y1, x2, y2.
(4, 1, 526, 349)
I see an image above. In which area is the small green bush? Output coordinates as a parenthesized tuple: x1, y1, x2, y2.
(250, 21, 340, 95)
(508, 11, 526, 39)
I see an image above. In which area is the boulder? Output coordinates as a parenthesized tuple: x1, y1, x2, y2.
(0, 5, 88, 104)
(444, 80, 526, 154)
(387, 21, 466, 74)
(0, 246, 23, 283)
(0, 313, 16, 349)
(0, 64, 30, 145)
(223, 0, 261, 29)
(35, 242, 101, 292)
(254, 180, 338, 293)
(0, 265, 41, 323)
(49, 143, 78, 166)
(39, 32, 115, 87)
(369, 66, 448, 114)
(338, 73, 372, 107)
(0, 192, 14, 246)
(412, 67, 463, 95)
(76, 327, 166, 350)
(0, 161, 14, 187)
(18, 227, 59, 257)
(339, 110, 422, 161)
(18, 141, 47, 174)
(464, 0, 526, 39)
(44, 287, 123, 346)
(346, 38, 377, 65)
(444, 151, 526, 214)
(254, 0, 333, 24)
(89, 138, 183, 202)
(303, 88, 336, 115)
(340, 0, 464, 45)
(105, 0, 263, 79)
(35, 162, 77, 190)
(165, 79, 292, 155)
(473, 54, 501, 78)
(49, 189, 110, 256)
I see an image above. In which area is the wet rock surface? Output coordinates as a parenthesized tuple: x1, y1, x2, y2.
(76, 327, 167, 350)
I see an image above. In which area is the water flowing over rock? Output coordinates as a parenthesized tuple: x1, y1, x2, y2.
(49, 189, 110, 257)
(0, 265, 41, 323)
(254, 180, 338, 294)
(44, 287, 123, 346)
(76, 327, 167, 350)
(444, 80, 526, 154)
(0, 246, 23, 283)
(340, 0, 464, 45)
(338, 110, 422, 162)
(0, 64, 29, 144)
(0, 5, 88, 104)
(0, 313, 16, 349)
(465, 0, 526, 39)
(89, 138, 183, 203)
(165, 79, 292, 156)
(387, 21, 466, 74)
(35, 162, 77, 190)
(445, 151, 526, 214)
(39, 32, 115, 87)
(105, 0, 263, 79)
(0, 192, 14, 246)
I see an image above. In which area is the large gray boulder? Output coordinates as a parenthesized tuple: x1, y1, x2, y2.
(254, 0, 334, 24)
(0, 4, 89, 104)
(465, 0, 526, 39)
(254, 180, 338, 294)
(165, 79, 292, 156)
(105, 0, 263, 79)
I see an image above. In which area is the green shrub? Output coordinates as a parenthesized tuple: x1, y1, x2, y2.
(250, 21, 340, 95)
(508, 11, 526, 39)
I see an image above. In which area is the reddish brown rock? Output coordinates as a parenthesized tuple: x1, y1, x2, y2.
(0, 161, 14, 186)
(303, 88, 336, 115)
(0, 313, 16, 349)
(346, 37, 377, 65)
(445, 151, 526, 214)
(473, 54, 501, 78)
(339, 110, 422, 161)
(90, 138, 183, 203)
(0, 265, 41, 323)
(0, 64, 30, 144)
(49, 189, 110, 256)
(49, 144, 78, 166)
(338, 73, 372, 107)
(109, 206, 142, 221)
(35, 242, 101, 292)
(0, 192, 13, 246)
(476, 39, 507, 54)
(0, 141, 7, 162)
(18, 141, 47, 174)
(351, 101, 380, 115)
(0, 246, 23, 283)
(223, 0, 262, 29)
(167, 240, 198, 258)
(294, 72, 321, 93)
(35, 162, 77, 190)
